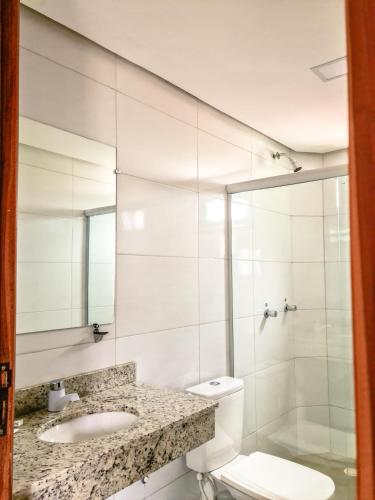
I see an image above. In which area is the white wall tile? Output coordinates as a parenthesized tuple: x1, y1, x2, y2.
(328, 358, 355, 410)
(16, 310, 71, 335)
(117, 175, 198, 257)
(242, 374, 257, 437)
(232, 260, 254, 318)
(296, 406, 330, 455)
(16, 339, 115, 388)
(117, 94, 197, 190)
(251, 153, 289, 180)
(18, 164, 73, 216)
(293, 309, 327, 358)
(146, 471, 199, 500)
(295, 357, 328, 406)
(73, 158, 115, 184)
(117, 58, 197, 126)
(88, 263, 115, 307)
(253, 261, 292, 314)
(241, 433, 257, 455)
(256, 409, 298, 458)
(19, 144, 72, 175)
(252, 131, 289, 164)
(198, 131, 251, 195)
(291, 216, 324, 262)
(198, 101, 252, 150)
(323, 176, 349, 216)
(256, 361, 295, 428)
(199, 259, 227, 323)
(116, 326, 199, 389)
(326, 309, 353, 360)
(116, 255, 199, 336)
(17, 262, 71, 313)
(233, 317, 255, 378)
(73, 176, 115, 214)
(290, 180, 323, 216)
(199, 194, 226, 259)
(330, 406, 356, 459)
(325, 262, 351, 310)
(199, 321, 228, 382)
(231, 202, 253, 260)
(292, 263, 325, 309)
(253, 208, 291, 262)
(252, 184, 290, 215)
(324, 213, 350, 262)
(254, 314, 293, 371)
(20, 48, 116, 146)
(20, 5, 116, 88)
(17, 214, 72, 263)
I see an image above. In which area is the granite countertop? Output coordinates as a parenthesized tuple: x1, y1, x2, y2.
(13, 365, 216, 500)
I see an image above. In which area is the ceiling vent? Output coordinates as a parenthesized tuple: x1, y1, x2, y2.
(311, 56, 347, 82)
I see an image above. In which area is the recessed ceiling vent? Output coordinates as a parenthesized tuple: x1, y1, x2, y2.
(311, 56, 347, 82)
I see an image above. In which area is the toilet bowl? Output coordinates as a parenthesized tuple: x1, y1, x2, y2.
(186, 377, 335, 500)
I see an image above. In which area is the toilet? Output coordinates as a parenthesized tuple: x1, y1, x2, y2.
(186, 377, 335, 500)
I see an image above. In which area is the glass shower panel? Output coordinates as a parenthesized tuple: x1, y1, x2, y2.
(230, 173, 355, 499)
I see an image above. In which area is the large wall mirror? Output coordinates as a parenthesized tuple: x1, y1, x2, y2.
(17, 117, 116, 334)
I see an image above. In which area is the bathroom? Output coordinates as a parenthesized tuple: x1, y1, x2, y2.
(1, 1, 373, 499)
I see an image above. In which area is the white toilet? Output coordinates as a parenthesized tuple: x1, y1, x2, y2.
(186, 377, 335, 500)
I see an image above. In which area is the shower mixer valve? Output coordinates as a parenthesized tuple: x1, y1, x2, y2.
(284, 303, 297, 312)
(264, 308, 278, 318)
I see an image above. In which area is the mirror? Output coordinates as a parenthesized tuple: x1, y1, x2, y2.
(16, 117, 116, 334)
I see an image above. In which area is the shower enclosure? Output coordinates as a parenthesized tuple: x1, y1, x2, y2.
(227, 166, 355, 499)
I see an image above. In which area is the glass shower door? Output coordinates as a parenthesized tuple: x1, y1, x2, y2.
(229, 171, 355, 499)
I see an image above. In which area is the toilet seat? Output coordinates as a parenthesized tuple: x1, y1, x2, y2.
(213, 452, 335, 500)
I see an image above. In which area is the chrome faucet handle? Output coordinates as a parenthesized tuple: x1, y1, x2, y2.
(264, 308, 278, 318)
(284, 304, 297, 312)
(50, 380, 65, 391)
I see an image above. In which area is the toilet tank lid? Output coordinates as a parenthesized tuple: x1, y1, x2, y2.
(186, 376, 244, 400)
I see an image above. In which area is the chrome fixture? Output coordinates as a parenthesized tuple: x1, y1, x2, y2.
(93, 323, 109, 343)
(48, 380, 80, 412)
(264, 308, 278, 318)
(284, 303, 298, 312)
(272, 152, 303, 172)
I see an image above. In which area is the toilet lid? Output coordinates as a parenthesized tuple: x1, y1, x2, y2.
(220, 452, 335, 500)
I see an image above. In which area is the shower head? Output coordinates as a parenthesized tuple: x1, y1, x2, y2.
(272, 152, 303, 172)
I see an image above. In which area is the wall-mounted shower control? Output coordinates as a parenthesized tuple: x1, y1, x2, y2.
(264, 308, 278, 318)
(284, 304, 297, 312)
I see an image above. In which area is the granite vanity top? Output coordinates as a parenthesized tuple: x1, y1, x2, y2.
(13, 364, 216, 500)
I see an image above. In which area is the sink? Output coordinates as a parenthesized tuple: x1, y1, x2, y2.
(39, 411, 138, 443)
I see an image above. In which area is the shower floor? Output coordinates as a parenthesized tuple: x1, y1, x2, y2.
(292, 453, 356, 499)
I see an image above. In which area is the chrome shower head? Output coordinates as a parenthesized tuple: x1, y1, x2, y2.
(272, 152, 303, 172)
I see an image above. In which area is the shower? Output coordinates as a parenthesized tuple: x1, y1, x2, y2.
(272, 151, 303, 172)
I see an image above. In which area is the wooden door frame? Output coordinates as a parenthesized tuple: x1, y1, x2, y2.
(0, 1, 19, 499)
(346, 0, 375, 498)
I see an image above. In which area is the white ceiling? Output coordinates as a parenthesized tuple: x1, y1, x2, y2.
(22, 0, 348, 153)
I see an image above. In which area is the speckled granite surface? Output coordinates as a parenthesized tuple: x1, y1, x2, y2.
(15, 363, 136, 417)
(13, 378, 216, 499)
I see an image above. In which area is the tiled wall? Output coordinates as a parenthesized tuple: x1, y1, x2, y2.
(17, 6, 351, 498)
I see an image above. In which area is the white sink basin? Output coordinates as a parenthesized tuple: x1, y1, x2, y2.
(39, 411, 138, 443)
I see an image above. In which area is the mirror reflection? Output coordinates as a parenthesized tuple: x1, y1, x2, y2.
(16, 117, 116, 334)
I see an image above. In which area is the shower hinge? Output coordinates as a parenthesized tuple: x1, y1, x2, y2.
(0, 362, 12, 436)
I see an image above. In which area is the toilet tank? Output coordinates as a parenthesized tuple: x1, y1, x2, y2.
(186, 376, 244, 473)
